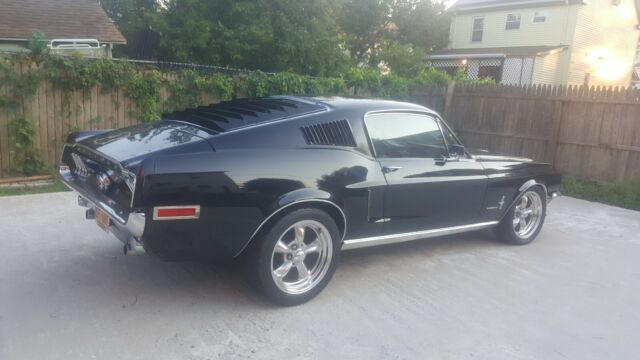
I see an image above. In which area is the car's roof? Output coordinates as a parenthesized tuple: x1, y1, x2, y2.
(162, 96, 436, 134)
(310, 96, 432, 113)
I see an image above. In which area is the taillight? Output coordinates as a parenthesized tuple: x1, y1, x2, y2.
(153, 206, 200, 220)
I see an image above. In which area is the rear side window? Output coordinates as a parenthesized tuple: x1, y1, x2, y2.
(365, 113, 447, 158)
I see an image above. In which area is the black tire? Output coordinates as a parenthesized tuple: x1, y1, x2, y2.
(248, 208, 341, 306)
(495, 186, 547, 245)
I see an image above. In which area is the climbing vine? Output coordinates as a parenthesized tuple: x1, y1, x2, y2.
(0, 37, 493, 176)
(163, 70, 234, 112)
(7, 116, 46, 176)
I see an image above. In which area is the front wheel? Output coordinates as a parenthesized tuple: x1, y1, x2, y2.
(250, 208, 341, 306)
(495, 187, 547, 245)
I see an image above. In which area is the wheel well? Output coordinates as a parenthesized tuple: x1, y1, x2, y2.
(499, 181, 548, 222)
(234, 200, 346, 258)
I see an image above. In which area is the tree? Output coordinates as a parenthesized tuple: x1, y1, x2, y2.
(101, 0, 162, 58)
(148, 0, 349, 76)
(391, 0, 450, 51)
(101, 0, 451, 77)
(378, 42, 426, 77)
(338, 0, 450, 67)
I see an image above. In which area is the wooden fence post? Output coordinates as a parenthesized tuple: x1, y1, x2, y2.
(443, 81, 456, 121)
(545, 99, 564, 167)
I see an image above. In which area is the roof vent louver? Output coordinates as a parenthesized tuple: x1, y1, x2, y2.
(162, 97, 324, 133)
(301, 120, 356, 147)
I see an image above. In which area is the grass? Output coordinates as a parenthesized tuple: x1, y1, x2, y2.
(561, 177, 640, 211)
(0, 178, 70, 197)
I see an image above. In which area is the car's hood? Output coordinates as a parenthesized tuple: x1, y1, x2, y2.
(466, 148, 533, 163)
(79, 121, 214, 167)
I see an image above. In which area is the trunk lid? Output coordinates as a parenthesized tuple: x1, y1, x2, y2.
(60, 121, 213, 212)
(79, 121, 213, 167)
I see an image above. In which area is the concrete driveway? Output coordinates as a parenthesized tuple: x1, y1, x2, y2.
(1, 192, 639, 360)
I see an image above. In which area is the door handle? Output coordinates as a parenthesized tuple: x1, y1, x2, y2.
(382, 166, 402, 174)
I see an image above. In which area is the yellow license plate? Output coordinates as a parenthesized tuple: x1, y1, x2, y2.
(95, 207, 111, 232)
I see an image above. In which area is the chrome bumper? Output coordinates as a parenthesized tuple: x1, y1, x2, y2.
(59, 169, 146, 243)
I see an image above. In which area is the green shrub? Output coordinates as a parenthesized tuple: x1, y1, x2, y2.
(8, 117, 46, 176)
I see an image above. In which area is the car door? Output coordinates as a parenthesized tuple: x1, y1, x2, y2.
(364, 112, 488, 235)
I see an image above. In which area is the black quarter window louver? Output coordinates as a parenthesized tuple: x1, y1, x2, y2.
(301, 120, 356, 147)
(162, 97, 324, 133)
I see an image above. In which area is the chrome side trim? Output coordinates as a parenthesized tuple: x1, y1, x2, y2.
(341, 221, 499, 250)
(233, 199, 347, 258)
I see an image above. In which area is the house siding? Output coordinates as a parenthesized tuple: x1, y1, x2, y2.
(566, 0, 639, 86)
(532, 50, 568, 85)
(450, 5, 577, 49)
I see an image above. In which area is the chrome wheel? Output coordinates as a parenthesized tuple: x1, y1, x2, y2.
(513, 190, 543, 239)
(270, 220, 333, 295)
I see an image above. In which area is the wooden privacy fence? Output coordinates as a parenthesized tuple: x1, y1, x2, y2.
(411, 84, 640, 184)
(2, 75, 640, 184)
(0, 70, 220, 178)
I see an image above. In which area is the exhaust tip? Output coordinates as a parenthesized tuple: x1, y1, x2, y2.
(123, 237, 146, 256)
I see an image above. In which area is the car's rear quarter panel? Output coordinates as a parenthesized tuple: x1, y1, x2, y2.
(141, 147, 385, 259)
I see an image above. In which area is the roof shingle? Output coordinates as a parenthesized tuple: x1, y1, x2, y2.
(0, 0, 126, 44)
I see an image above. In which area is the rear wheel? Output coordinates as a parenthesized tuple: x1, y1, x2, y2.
(495, 187, 546, 245)
(250, 208, 340, 306)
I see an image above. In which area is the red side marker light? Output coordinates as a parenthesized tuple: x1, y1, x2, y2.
(153, 206, 200, 220)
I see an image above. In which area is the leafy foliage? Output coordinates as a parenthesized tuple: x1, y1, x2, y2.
(0, 57, 41, 110)
(378, 43, 427, 78)
(164, 70, 233, 111)
(101, 0, 451, 77)
(8, 117, 46, 176)
(43, 55, 135, 92)
(0, 49, 487, 176)
(337, 0, 449, 68)
(28, 30, 48, 56)
(125, 0, 351, 77)
(126, 70, 162, 121)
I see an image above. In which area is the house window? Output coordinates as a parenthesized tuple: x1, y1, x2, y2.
(533, 11, 547, 23)
(471, 17, 484, 42)
(506, 14, 521, 30)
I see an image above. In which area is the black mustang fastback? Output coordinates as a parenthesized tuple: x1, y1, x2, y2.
(60, 96, 561, 305)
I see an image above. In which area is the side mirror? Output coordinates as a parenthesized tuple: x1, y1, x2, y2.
(448, 144, 465, 159)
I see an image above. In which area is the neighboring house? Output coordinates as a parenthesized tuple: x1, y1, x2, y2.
(0, 0, 126, 58)
(430, 0, 640, 86)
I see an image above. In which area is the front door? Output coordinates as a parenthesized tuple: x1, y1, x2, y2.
(364, 112, 487, 235)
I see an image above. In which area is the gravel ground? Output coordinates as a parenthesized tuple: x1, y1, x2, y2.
(1, 192, 639, 360)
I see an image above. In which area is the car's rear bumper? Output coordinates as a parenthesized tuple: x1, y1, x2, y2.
(59, 168, 146, 247)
